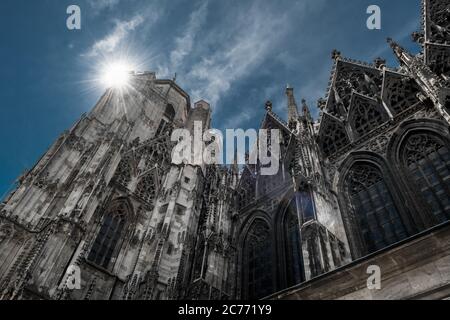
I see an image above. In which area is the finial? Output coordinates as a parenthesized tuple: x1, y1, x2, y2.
(173, 73, 177, 82)
(265, 100, 272, 112)
(317, 98, 326, 110)
(387, 37, 413, 65)
(411, 31, 424, 45)
(331, 49, 341, 60)
(387, 37, 402, 55)
(387, 37, 399, 49)
(373, 57, 386, 69)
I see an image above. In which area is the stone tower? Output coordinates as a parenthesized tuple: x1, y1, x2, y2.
(0, 72, 209, 300)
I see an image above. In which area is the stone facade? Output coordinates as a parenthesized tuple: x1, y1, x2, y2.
(0, 0, 449, 300)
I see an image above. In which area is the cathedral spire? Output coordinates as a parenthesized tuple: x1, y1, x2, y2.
(387, 37, 414, 66)
(286, 85, 299, 124)
(302, 99, 312, 121)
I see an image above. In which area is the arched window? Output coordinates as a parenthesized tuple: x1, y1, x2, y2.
(296, 190, 315, 222)
(401, 133, 450, 222)
(164, 104, 176, 122)
(88, 202, 128, 269)
(283, 201, 304, 287)
(242, 219, 273, 300)
(345, 163, 407, 254)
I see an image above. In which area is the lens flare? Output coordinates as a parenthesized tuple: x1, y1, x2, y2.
(100, 61, 133, 88)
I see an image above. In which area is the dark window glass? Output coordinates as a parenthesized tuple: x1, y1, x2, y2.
(296, 190, 315, 222)
(402, 133, 450, 222)
(243, 220, 273, 300)
(346, 164, 407, 253)
(164, 104, 176, 122)
(88, 203, 127, 269)
(284, 202, 304, 287)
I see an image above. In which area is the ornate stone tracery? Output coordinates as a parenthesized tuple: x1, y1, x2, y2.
(87, 200, 131, 270)
(425, 0, 450, 44)
(382, 72, 421, 114)
(343, 162, 408, 254)
(348, 94, 388, 138)
(400, 132, 450, 222)
(318, 113, 351, 157)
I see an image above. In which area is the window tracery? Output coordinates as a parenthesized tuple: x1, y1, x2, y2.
(401, 133, 450, 222)
(425, 0, 450, 44)
(349, 97, 386, 137)
(345, 163, 407, 253)
(318, 115, 350, 157)
(88, 201, 129, 269)
(135, 172, 158, 204)
(242, 220, 273, 300)
(383, 73, 420, 114)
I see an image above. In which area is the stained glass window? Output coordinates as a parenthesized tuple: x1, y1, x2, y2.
(88, 202, 128, 269)
(284, 201, 304, 287)
(345, 164, 408, 253)
(296, 190, 315, 222)
(402, 133, 450, 222)
(243, 220, 273, 300)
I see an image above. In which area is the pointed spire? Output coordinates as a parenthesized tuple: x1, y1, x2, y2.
(331, 49, 341, 60)
(387, 38, 414, 65)
(301, 99, 311, 120)
(286, 85, 299, 123)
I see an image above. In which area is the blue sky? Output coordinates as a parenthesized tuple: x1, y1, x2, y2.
(0, 0, 422, 197)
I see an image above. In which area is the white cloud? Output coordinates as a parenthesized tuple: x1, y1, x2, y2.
(185, 6, 288, 109)
(170, 1, 209, 68)
(83, 15, 145, 57)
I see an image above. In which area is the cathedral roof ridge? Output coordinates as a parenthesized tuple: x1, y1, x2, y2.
(320, 110, 344, 123)
(323, 52, 381, 114)
(262, 105, 290, 129)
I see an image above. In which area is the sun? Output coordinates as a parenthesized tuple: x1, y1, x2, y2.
(100, 61, 134, 89)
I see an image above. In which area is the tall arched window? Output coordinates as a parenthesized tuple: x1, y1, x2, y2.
(345, 163, 407, 254)
(242, 219, 273, 300)
(283, 201, 304, 287)
(401, 133, 450, 222)
(296, 190, 315, 222)
(88, 202, 129, 269)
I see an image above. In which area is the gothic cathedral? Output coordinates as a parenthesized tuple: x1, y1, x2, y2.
(1, 0, 450, 300)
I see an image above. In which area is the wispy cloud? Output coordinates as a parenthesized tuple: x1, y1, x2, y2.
(370, 18, 420, 59)
(170, 1, 209, 69)
(83, 15, 145, 57)
(185, 6, 288, 108)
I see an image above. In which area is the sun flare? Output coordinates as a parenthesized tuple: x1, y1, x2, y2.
(100, 61, 134, 89)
